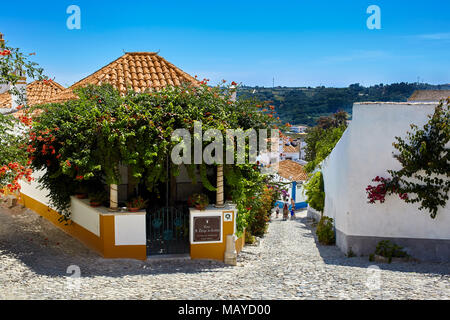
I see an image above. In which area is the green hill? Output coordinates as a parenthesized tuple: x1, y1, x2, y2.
(238, 83, 450, 126)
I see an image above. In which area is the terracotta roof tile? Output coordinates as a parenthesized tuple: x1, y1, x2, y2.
(408, 90, 450, 102)
(47, 52, 199, 103)
(0, 91, 11, 110)
(0, 80, 65, 111)
(269, 160, 308, 181)
(283, 144, 300, 153)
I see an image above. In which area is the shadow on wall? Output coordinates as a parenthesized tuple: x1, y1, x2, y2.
(293, 216, 450, 276)
(0, 204, 228, 278)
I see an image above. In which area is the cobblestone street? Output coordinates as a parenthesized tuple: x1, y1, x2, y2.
(0, 203, 449, 300)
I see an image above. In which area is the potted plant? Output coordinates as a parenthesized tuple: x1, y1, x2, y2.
(188, 193, 209, 211)
(127, 196, 148, 212)
(74, 185, 88, 199)
(89, 191, 107, 207)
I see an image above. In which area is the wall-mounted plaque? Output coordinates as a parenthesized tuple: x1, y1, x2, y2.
(193, 216, 221, 242)
(223, 211, 233, 222)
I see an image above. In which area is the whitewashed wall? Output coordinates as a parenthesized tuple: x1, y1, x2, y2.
(114, 214, 146, 246)
(21, 169, 54, 208)
(70, 197, 100, 236)
(322, 102, 450, 260)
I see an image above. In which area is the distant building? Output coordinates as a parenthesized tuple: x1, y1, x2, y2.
(290, 125, 308, 133)
(269, 160, 308, 210)
(408, 90, 450, 102)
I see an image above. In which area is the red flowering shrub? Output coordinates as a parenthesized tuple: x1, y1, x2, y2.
(365, 176, 408, 204)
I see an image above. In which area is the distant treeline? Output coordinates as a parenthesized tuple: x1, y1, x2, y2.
(238, 83, 450, 126)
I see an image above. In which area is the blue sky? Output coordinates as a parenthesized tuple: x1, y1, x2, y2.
(1, 0, 449, 87)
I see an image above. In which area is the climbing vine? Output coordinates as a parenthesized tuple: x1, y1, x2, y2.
(366, 98, 450, 218)
(27, 82, 286, 226)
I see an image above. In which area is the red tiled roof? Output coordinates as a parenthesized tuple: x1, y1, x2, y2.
(48, 52, 199, 103)
(269, 160, 308, 181)
(283, 144, 300, 153)
(408, 90, 450, 102)
(0, 80, 65, 111)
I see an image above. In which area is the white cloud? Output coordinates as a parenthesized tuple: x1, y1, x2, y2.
(416, 32, 450, 40)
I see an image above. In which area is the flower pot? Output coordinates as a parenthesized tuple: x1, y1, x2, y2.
(128, 207, 140, 212)
(75, 193, 87, 199)
(195, 204, 206, 211)
(90, 201, 101, 207)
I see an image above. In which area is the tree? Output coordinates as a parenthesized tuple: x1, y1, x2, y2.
(27, 82, 285, 231)
(304, 111, 348, 172)
(0, 36, 44, 194)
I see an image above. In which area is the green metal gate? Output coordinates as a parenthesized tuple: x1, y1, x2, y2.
(146, 206, 190, 255)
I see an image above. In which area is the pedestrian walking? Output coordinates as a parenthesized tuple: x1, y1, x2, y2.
(290, 198, 296, 220)
(283, 201, 289, 221)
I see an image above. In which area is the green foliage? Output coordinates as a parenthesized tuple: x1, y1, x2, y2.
(245, 231, 256, 244)
(0, 38, 44, 105)
(304, 171, 325, 212)
(127, 196, 148, 209)
(305, 125, 347, 172)
(304, 111, 348, 172)
(374, 240, 409, 263)
(388, 99, 450, 218)
(0, 114, 28, 187)
(347, 247, 356, 258)
(188, 193, 209, 209)
(316, 216, 335, 245)
(28, 82, 283, 223)
(368, 99, 450, 219)
(89, 191, 108, 203)
(0, 39, 45, 193)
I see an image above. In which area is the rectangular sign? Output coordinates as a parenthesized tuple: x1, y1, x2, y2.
(223, 211, 233, 222)
(193, 216, 221, 242)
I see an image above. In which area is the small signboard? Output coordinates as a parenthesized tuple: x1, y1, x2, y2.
(223, 211, 233, 222)
(193, 216, 221, 242)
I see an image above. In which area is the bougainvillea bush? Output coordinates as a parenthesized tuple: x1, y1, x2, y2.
(27, 82, 287, 228)
(0, 37, 44, 196)
(366, 98, 449, 218)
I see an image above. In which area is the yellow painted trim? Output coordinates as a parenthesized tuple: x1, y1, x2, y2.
(236, 228, 245, 254)
(20, 193, 146, 260)
(190, 210, 236, 262)
(20, 193, 103, 254)
(101, 215, 147, 260)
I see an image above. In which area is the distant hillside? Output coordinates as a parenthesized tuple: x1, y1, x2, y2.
(238, 83, 450, 126)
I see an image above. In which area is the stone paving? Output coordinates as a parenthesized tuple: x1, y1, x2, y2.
(0, 203, 449, 300)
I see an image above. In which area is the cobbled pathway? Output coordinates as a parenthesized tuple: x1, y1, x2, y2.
(0, 203, 449, 299)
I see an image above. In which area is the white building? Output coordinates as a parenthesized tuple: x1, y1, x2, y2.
(290, 125, 308, 133)
(269, 160, 308, 210)
(321, 94, 450, 262)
